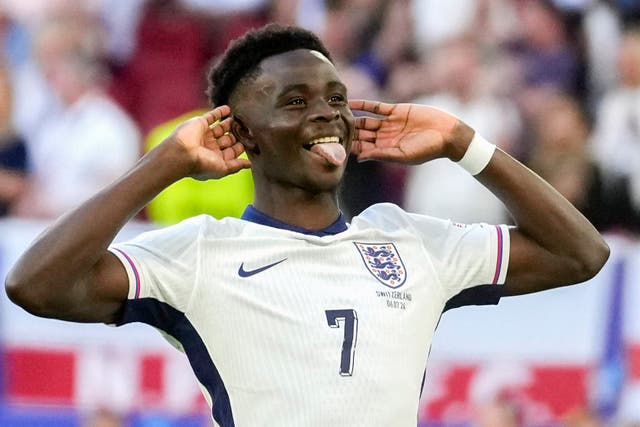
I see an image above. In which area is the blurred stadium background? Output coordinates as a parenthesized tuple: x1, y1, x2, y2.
(1, 0, 640, 425)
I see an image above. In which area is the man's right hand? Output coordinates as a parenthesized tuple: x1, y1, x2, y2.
(168, 106, 251, 181)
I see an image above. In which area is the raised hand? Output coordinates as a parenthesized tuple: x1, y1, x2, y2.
(348, 99, 470, 164)
(169, 105, 251, 180)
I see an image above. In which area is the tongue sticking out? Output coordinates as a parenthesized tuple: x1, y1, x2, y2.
(310, 143, 347, 166)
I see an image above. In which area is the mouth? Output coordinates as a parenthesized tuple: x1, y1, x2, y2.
(303, 135, 343, 150)
(302, 135, 347, 167)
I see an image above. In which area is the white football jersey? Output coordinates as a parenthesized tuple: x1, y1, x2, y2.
(109, 203, 509, 427)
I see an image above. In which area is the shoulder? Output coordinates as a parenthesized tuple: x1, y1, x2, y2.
(352, 203, 499, 250)
(127, 215, 211, 245)
(353, 202, 450, 231)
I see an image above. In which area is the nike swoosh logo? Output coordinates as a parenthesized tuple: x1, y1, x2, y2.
(238, 258, 287, 278)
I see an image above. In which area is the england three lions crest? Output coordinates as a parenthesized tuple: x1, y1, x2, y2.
(354, 242, 407, 288)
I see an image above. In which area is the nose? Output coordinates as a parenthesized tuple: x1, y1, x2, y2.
(309, 99, 340, 122)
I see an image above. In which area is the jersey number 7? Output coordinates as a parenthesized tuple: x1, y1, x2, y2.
(325, 309, 358, 376)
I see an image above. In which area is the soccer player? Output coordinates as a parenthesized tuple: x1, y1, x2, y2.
(5, 24, 609, 426)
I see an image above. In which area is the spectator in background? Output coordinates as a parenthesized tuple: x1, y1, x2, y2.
(510, 0, 585, 160)
(14, 14, 140, 219)
(110, 0, 284, 135)
(528, 92, 640, 234)
(410, 0, 479, 51)
(411, 0, 520, 54)
(583, 0, 622, 103)
(591, 26, 640, 218)
(109, 0, 215, 135)
(0, 62, 27, 216)
(512, 0, 581, 94)
(0, 4, 59, 145)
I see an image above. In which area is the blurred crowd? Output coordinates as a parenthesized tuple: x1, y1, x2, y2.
(0, 0, 639, 235)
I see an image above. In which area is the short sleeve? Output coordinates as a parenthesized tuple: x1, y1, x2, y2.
(108, 216, 204, 313)
(405, 211, 510, 306)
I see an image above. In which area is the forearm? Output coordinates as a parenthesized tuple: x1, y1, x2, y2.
(480, 150, 606, 263)
(5, 142, 190, 309)
(451, 124, 609, 293)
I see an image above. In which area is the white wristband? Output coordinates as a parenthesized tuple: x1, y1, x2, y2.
(456, 133, 496, 175)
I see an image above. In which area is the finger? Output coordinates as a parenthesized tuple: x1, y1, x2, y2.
(231, 141, 247, 157)
(352, 140, 377, 155)
(203, 105, 231, 125)
(354, 116, 382, 131)
(349, 99, 395, 116)
(216, 133, 236, 149)
(358, 146, 403, 163)
(222, 142, 246, 160)
(354, 128, 377, 142)
(211, 118, 232, 138)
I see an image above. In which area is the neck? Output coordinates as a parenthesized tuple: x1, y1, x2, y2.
(252, 183, 341, 230)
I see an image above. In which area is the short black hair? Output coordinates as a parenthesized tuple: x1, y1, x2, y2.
(206, 23, 333, 107)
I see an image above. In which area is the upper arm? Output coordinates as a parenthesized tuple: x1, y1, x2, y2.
(7, 217, 202, 324)
(62, 251, 130, 323)
(5, 250, 130, 324)
(402, 207, 509, 301)
(503, 228, 589, 296)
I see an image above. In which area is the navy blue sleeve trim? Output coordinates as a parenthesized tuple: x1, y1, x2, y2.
(117, 298, 234, 427)
(443, 284, 504, 312)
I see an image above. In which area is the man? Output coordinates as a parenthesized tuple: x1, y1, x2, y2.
(14, 15, 140, 218)
(5, 24, 609, 426)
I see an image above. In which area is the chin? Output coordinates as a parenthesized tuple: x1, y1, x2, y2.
(302, 169, 345, 193)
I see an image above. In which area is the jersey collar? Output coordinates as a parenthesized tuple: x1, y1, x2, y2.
(241, 205, 348, 236)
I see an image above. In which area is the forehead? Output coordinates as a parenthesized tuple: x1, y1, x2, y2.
(255, 49, 343, 90)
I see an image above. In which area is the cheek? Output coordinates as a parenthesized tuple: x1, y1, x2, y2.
(250, 122, 299, 159)
(263, 115, 302, 146)
(266, 110, 300, 131)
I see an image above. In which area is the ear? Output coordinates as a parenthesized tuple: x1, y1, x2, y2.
(232, 115, 259, 154)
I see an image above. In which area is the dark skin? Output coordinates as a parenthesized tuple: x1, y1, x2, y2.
(5, 49, 609, 324)
(230, 50, 355, 229)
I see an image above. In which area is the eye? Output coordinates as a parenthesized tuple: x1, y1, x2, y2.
(287, 97, 306, 106)
(329, 94, 345, 103)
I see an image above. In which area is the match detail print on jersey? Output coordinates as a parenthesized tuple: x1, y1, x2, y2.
(354, 242, 407, 288)
(237, 258, 288, 278)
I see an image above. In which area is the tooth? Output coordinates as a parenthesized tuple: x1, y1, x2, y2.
(309, 136, 340, 145)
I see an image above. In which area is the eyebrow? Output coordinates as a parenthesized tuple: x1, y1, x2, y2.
(279, 81, 347, 95)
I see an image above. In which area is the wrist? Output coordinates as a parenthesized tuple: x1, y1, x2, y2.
(455, 132, 496, 175)
(145, 139, 195, 183)
(443, 120, 474, 161)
